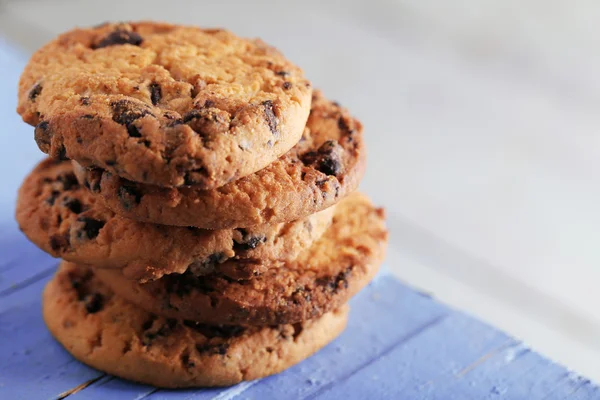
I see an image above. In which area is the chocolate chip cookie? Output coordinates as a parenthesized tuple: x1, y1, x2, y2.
(43, 261, 348, 388)
(18, 21, 312, 188)
(16, 158, 334, 281)
(74, 90, 365, 229)
(93, 192, 387, 325)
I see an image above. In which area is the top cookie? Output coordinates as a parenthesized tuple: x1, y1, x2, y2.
(74, 90, 365, 229)
(18, 21, 312, 188)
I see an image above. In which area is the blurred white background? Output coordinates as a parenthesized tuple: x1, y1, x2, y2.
(2, 0, 600, 382)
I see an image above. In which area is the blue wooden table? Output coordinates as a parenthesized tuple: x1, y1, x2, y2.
(1, 39, 598, 400)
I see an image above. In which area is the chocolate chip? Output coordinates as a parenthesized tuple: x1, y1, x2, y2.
(80, 96, 91, 106)
(183, 321, 245, 339)
(127, 124, 142, 138)
(262, 100, 278, 135)
(45, 191, 60, 206)
(143, 319, 178, 345)
(95, 30, 143, 49)
(149, 83, 162, 106)
(29, 83, 42, 102)
(57, 145, 68, 161)
(76, 217, 105, 240)
(183, 107, 230, 137)
(80, 114, 95, 120)
(301, 140, 343, 176)
(49, 233, 70, 252)
(111, 100, 152, 137)
(164, 271, 216, 297)
(283, 82, 292, 90)
(84, 171, 102, 193)
(318, 157, 340, 176)
(83, 293, 103, 314)
(62, 197, 83, 214)
(34, 121, 52, 152)
(181, 353, 195, 368)
(337, 115, 354, 135)
(118, 184, 142, 210)
(57, 173, 79, 191)
(275, 71, 289, 76)
(316, 267, 352, 293)
(195, 343, 229, 355)
(183, 167, 208, 186)
(233, 235, 266, 252)
(142, 318, 156, 331)
(188, 253, 226, 276)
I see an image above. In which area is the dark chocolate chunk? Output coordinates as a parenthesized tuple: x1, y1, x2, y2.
(49, 233, 70, 252)
(143, 319, 178, 345)
(76, 217, 105, 240)
(149, 83, 162, 106)
(183, 321, 245, 339)
(127, 124, 142, 138)
(316, 267, 352, 293)
(183, 167, 208, 186)
(95, 30, 143, 49)
(83, 293, 103, 314)
(195, 343, 229, 355)
(34, 121, 52, 152)
(118, 184, 142, 210)
(111, 99, 152, 137)
(301, 140, 343, 176)
(45, 190, 60, 206)
(337, 115, 354, 135)
(233, 235, 266, 252)
(56, 145, 68, 161)
(62, 197, 83, 214)
(275, 71, 289, 76)
(262, 100, 278, 135)
(188, 253, 226, 276)
(80, 96, 91, 106)
(28, 82, 42, 102)
(57, 173, 79, 191)
(183, 107, 230, 138)
(283, 81, 292, 90)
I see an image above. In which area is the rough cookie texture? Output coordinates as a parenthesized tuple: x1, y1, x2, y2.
(18, 21, 312, 188)
(74, 90, 365, 229)
(16, 158, 334, 281)
(94, 193, 387, 325)
(43, 262, 347, 388)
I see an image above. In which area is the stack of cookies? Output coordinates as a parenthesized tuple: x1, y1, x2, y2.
(15, 22, 388, 388)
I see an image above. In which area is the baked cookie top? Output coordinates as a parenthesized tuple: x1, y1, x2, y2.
(74, 90, 365, 229)
(18, 21, 312, 188)
(16, 158, 334, 281)
(43, 261, 348, 388)
(94, 192, 387, 325)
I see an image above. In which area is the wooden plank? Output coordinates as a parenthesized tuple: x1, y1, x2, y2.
(0, 275, 105, 400)
(0, 260, 598, 399)
(0, 236, 57, 295)
(197, 278, 448, 400)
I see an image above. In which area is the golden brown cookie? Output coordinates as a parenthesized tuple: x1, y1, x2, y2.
(18, 21, 312, 188)
(16, 158, 334, 281)
(93, 192, 387, 325)
(43, 261, 348, 388)
(74, 90, 365, 229)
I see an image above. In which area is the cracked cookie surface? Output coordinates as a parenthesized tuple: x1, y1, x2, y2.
(74, 90, 365, 229)
(18, 21, 311, 188)
(94, 193, 387, 325)
(17, 158, 334, 281)
(43, 261, 347, 388)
